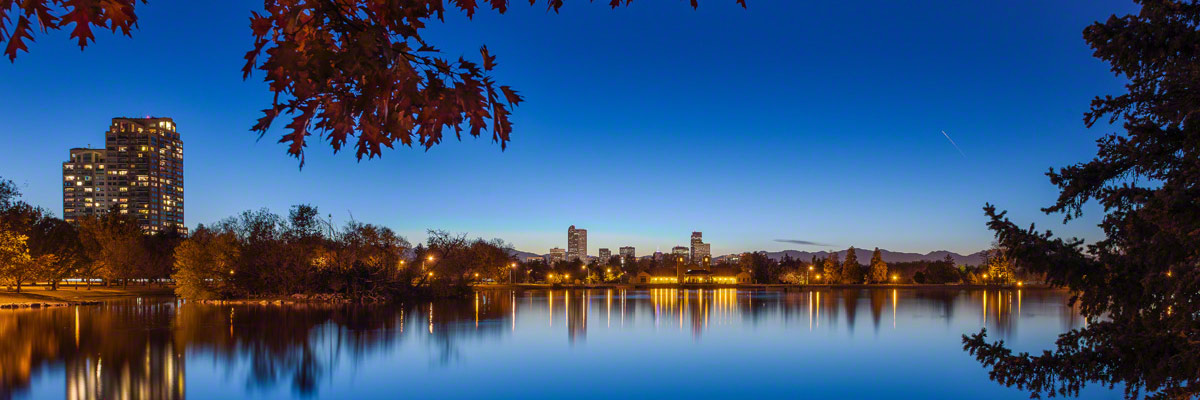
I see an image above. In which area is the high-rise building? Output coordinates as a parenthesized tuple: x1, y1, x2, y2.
(598, 248, 611, 264)
(63, 117, 185, 235)
(671, 246, 689, 261)
(549, 248, 566, 264)
(567, 225, 587, 262)
(63, 148, 108, 224)
(694, 243, 711, 266)
(619, 246, 635, 265)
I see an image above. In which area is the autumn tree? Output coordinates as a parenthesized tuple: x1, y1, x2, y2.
(822, 252, 840, 283)
(841, 246, 861, 284)
(77, 212, 147, 288)
(27, 216, 86, 290)
(173, 225, 241, 300)
(868, 247, 888, 283)
(0, 229, 33, 292)
(2, 1, 744, 165)
(963, 2, 1200, 398)
(980, 244, 1013, 285)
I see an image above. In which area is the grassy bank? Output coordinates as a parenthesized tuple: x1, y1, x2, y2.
(0, 286, 175, 308)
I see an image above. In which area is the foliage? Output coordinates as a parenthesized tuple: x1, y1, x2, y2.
(2, 1, 744, 165)
(841, 246, 862, 284)
(76, 212, 147, 288)
(963, 1, 1200, 398)
(0, 228, 33, 292)
(172, 226, 240, 300)
(822, 252, 840, 283)
(868, 247, 888, 283)
(980, 244, 1013, 284)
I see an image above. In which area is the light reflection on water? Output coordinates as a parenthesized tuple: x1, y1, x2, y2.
(1, 288, 1118, 399)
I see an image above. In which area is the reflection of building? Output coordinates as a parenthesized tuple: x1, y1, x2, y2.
(598, 248, 611, 264)
(549, 248, 566, 264)
(63, 117, 186, 234)
(567, 225, 587, 262)
(67, 342, 185, 400)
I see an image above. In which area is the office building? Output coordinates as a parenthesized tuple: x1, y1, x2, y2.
(567, 225, 587, 262)
(549, 247, 566, 264)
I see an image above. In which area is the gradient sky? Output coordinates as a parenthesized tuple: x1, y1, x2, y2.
(0, 0, 1136, 256)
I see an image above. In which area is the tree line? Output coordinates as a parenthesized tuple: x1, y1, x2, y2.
(510, 245, 1018, 285)
(0, 178, 518, 301)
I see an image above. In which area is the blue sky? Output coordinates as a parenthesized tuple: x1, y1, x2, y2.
(0, 0, 1135, 256)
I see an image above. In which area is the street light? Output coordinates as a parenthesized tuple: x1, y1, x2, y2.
(509, 262, 518, 284)
(807, 265, 814, 284)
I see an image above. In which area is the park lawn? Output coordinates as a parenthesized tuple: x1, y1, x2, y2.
(0, 285, 175, 306)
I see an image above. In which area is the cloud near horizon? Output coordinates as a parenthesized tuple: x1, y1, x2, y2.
(774, 239, 834, 247)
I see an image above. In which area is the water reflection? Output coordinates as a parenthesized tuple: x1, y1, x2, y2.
(0, 288, 1097, 399)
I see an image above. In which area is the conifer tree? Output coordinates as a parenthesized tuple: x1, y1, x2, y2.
(841, 246, 861, 284)
(869, 247, 888, 283)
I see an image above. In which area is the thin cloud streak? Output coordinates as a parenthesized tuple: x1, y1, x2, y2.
(775, 239, 834, 247)
(942, 130, 967, 158)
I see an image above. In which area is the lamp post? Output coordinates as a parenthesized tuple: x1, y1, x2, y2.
(807, 265, 814, 285)
(509, 262, 517, 284)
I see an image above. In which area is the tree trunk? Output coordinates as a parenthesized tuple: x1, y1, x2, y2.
(15, 281, 20, 294)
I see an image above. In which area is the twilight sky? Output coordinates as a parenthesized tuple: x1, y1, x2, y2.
(0, 0, 1135, 256)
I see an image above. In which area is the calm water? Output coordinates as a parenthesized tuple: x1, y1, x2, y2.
(1, 288, 1122, 399)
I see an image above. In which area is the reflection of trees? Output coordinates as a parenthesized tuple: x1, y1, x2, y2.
(0, 299, 183, 400)
(0, 288, 1082, 399)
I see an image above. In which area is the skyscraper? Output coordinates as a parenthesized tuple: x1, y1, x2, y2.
(63, 117, 185, 235)
(598, 248, 611, 264)
(549, 247, 566, 264)
(671, 246, 689, 261)
(619, 246, 635, 265)
(62, 148, 108, 224)
(690, 232, 711, 267)
(567, 225, 588, 262)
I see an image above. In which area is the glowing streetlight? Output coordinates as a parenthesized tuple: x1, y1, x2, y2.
(891, 274, 898, 282)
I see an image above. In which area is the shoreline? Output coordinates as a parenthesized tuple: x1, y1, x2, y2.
(0, 286, 175, 309)
(475, 283, 1056, 290)
(0, 283, 1059, 309)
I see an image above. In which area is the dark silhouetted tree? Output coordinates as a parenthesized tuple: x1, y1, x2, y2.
(963, 2, 1200, 399)
(841, 246, 861, 284)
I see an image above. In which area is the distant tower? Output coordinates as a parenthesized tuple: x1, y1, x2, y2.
(619, 246, 635, 265)
(690, 231, 703, 263)
(567, 225, 588, 262)
(598, 248, 611, 265)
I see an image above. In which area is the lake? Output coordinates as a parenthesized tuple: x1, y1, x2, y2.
(1, 288, 1122, 399)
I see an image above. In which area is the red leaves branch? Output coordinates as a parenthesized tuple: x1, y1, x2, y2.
(1, 0, 142, 61)
(3, 0, 745, 164)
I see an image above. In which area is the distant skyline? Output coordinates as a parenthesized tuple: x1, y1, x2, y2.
(0, 0, 1136, 255)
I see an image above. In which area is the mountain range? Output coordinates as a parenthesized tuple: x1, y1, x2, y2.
(509, 248, 986, 265)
